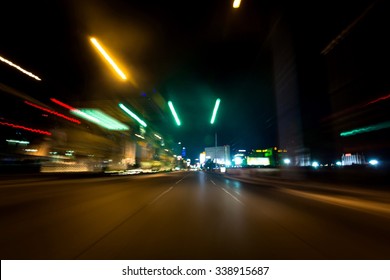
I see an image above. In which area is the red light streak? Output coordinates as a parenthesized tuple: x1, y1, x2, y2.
(0, 121, 52, 136)
(50, 98, 76, 111)
(366, 93, 390, 105)
(323, 92, 390, 122)
(24, 101, 81, 124)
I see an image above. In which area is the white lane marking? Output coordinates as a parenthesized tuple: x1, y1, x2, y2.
(175, 178, 184, 184)
(235, 190, 240, 195)
(149, 186, 174, 205)
(174, 173, 191, 184)
(210, 180, 245, 205)
(211, 178, 243, 205)
(149, 172, 191, 204)
(220, 187, 245, 205)
(149, 172, 190, 205)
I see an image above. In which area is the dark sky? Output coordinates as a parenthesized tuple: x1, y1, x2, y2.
(1, 0, 388, 161)
(65, 0, 276, 159)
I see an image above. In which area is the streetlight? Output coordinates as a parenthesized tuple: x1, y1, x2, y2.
(89, 37, 127, 80)
(210, 98, 221, 164)
(233, 0, 242, 8)
(168, 101, 181, 126)
(210, 98, 221, 124)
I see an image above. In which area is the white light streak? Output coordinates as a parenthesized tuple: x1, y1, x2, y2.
(0, 55, 41, 81)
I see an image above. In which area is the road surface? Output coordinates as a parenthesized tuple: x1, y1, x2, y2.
(1, 171, 389, 259)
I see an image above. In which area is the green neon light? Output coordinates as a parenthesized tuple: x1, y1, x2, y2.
(340, 121, 390, 137)
(71, 109, 129, 130)
(119, 103, 147, 127)
(210, 98, 221, 124)
(168, 101, 181, 126)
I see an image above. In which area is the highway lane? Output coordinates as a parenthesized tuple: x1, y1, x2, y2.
(0, 171, 389, 259)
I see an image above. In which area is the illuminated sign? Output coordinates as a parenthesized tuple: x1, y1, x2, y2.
(247, 157, 270, 166)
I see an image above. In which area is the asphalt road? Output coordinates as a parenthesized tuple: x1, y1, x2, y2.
(0, 171, 389, 259)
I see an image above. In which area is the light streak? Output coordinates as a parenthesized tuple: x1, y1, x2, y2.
(24, 101, 81, 124)
(71, 109, 129, 130)
(90, 37, 127, 80)
(366, 93, 390, 105)
(119, 103, 147, 127)
(0, 55, 41, 81)
(6, 139, 30, 145)
(50, 98, 76, 111)
(340, 121, 390, 137)
(0, 121, 51, 136)
(78, 109, 128, 130)
(210, 98, 221, 124)
(168, 101, 181, 126)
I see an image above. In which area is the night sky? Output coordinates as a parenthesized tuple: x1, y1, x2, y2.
(1, 0, 389, 161)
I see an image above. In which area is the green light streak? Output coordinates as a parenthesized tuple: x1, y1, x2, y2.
(81, 109, 129, 130)
(168, 101, 181, 126)
(71, 109, 129, 130)
(210, 98, 221, 124)
(119, 103, 147, 127)
(71, 110, 100, 123)
(340, 121, 390, 137)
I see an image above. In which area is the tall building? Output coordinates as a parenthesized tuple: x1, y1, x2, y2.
(267, 0, 389, 163)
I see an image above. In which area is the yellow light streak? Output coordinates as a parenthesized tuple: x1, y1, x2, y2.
(89, 37, 127, 80)
(0, 55, 41, 81)
(233, 0, 241, 8)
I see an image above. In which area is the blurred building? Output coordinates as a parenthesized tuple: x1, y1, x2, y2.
(267, 0, 390, 165)
(205, 145, 230, 165)
(341, 153, 366, 166)
(321, 1, 390, 162)
(0, 78, 176, 173)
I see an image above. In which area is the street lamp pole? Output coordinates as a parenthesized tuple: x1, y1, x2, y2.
(210, 98, 221, 164)
(215, 132, 217, 164)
